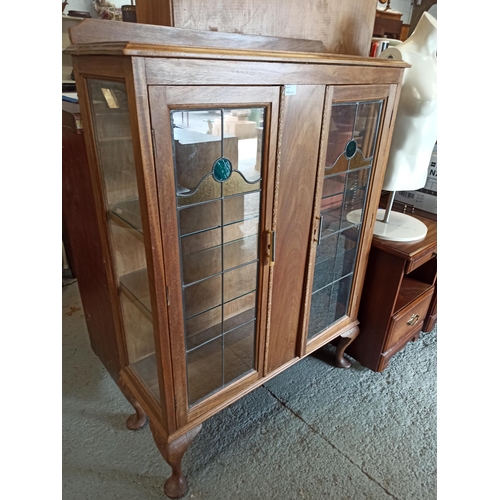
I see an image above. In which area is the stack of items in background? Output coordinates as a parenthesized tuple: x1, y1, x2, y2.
(370, 39, 390, 57)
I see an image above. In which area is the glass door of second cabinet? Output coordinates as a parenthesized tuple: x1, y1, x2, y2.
(149, 86, 279, 419)
(306, 95, 384, 344)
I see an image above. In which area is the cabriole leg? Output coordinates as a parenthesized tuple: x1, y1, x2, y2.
(332, 325, 360, 369)
(117, 375, 149, 430)
(151, 424, 203, 499)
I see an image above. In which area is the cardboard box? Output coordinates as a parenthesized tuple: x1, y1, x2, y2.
(395, 148, 437, 215)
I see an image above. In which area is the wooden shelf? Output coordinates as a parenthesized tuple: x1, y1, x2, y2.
(395, 277, 432, 313)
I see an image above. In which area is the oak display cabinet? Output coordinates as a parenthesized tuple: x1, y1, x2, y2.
(65, 20, 406, 498)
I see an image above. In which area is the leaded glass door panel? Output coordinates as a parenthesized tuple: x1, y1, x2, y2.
(149, 86, 280, 423)
(303, 87, 387, 349)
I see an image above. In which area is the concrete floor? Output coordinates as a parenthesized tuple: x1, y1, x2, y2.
(63, 278, 437, 499)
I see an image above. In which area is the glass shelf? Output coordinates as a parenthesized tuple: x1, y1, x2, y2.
(120, 268, 151, 313)
(186, 319, 256, 406)
(183, 262, 258, 319)
(313, 226, 358, 293)
(180, 218, 259, 286)
(131, 353, 161, 401)
(109, 199, 143, 234)
(308, 274, 354, 339)
(186, 311, 256, 354)
(98, 135, 133, 143)
(185, 291, 256, 351)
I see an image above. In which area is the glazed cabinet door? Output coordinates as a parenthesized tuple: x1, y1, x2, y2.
(301, 85, 397, 353)
(149, 86, 279, 425)
(81, 76, 168, 421)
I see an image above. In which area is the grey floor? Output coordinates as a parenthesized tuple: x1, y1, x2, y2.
(63, 277, 437, 500)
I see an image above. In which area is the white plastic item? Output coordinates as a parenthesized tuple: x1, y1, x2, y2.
(347, 209, 428, 243)
(379, 12, 437, 192)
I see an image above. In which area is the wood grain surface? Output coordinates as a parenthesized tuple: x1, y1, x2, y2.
(135, 0, 378, 56)
(266, 85, 325, 373)
(69, 18, 326, 53)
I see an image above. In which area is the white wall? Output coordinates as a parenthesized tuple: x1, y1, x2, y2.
(63, 0, 131, 18)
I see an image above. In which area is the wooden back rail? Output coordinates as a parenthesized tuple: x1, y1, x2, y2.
(134, 0, 379, 57)
(69, 18, 327, 53)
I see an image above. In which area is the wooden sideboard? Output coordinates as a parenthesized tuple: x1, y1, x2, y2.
(347, 212, 437, 372)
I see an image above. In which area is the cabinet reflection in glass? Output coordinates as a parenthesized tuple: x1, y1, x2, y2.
(171, 107, 265, 406)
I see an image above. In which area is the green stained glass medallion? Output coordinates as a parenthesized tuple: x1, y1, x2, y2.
(213, 157, 233, 182)
(345, 140, 357, 159)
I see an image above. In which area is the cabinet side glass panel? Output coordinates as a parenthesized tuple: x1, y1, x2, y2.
(87, 79, 160, 401)
(307, 100, 383, 340)
(171, 107, 264, 406)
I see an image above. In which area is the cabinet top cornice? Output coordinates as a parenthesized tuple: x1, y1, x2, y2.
(66, 19, 409, 69)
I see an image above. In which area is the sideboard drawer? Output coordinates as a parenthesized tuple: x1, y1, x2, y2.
(405, 249, 436, 274)
(384, 287, 434, 351)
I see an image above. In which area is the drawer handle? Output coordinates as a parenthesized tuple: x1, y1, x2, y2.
(407, 314, 420, 326)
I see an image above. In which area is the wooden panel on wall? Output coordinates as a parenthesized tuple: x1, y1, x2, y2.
(136, 0, 174, 26)
(136, 0, 379, 56)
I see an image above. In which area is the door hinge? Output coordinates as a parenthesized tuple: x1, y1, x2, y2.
(314, 215, 324, 245)
(166, 286, 170, 306)
(151, 128, 157, 158)
(174, 396, 177, 411)
(268, 230, 276, 266)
